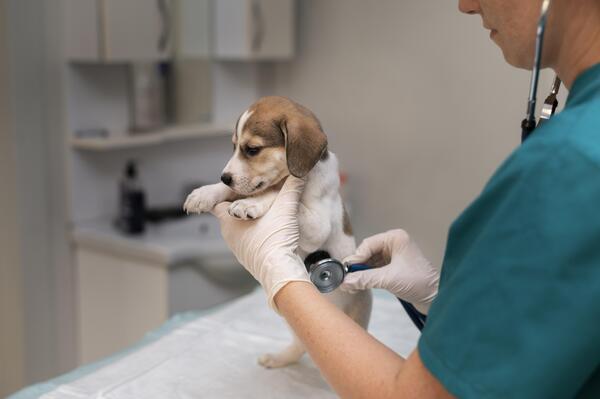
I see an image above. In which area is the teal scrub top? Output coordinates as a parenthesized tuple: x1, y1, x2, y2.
(419, 63, 600, 399)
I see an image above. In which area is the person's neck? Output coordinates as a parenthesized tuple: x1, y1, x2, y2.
(553, 5, 600, 89)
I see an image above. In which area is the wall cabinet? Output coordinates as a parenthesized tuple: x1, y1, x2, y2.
(64, 0, 173, 62)
(65, 0, 294, 62)
(214, 0, 295, 60)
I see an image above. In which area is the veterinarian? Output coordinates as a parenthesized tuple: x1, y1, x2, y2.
(212, 0, 600, 397)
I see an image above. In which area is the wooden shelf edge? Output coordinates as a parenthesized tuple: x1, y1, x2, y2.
(70, 123, 231, 151)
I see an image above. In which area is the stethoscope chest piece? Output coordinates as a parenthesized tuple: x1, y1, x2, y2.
(308, 258, 346, 293)
(304, 251, 371, 293)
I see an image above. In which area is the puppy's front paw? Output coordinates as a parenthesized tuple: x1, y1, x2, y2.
(257, 353, 298, 369)
(228, 198, 265, 220)
(183, 186, 221, 214)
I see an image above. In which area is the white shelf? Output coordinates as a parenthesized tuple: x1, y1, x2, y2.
(71, 123, 231, 151)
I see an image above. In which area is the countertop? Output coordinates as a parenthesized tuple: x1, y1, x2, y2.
(72, 215, 234, 266)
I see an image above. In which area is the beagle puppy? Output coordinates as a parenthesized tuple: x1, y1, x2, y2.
(184, 96, 372, 368)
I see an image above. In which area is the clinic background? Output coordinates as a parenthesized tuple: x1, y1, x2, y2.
(0, 0, 560, 396)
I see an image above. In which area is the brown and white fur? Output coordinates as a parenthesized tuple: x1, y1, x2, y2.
(183, 96, 372, 368)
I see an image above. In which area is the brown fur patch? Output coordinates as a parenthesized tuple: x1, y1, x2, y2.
(249, 122, 285, 148)
(342, 203, 353, 236)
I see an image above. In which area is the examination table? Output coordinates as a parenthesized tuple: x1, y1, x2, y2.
(10, 289, 419, 399)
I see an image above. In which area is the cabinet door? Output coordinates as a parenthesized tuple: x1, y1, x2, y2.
(251, 0, 294, 59)
(101, 0, 173, 61)
(214, 0, 251, 59)
(214, 0, 294, 60)
(177, 0, 212, 58)
(64, 0, 101, 61)
(76, 247, 168, 364)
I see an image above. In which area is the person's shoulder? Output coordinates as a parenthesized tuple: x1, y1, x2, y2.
(497, 99, 600, 181)
(529, 96, 600, 167)
(479, 108, 600, 202)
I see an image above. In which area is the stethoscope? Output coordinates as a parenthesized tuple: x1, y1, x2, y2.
(305, 251, 428, 331)
(307, 1, 562, 332)
(521, 0, 562, 142)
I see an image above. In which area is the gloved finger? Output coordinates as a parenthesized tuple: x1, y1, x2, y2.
(342, 231, 392, 266)
(271, 175, 306, 212)
(210, 201, 232, 219)
(339, 267, 389, 292)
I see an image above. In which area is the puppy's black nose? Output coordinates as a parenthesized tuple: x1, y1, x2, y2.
(221, 173, 233, 186)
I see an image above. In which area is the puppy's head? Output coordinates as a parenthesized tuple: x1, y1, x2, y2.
(221, 96, 327, 195)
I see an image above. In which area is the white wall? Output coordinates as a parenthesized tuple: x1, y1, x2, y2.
(2, 0, 75, 388)
(0, 1, 25, 394)
(5, 0, 57, 385)
(261, 0, 544, 265)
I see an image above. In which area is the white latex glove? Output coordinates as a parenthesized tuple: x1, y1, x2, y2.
(211, 176, 310, 311)
(340, 229, 439, 314)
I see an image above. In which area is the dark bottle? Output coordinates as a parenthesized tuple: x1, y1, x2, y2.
(118, 161, 146, 235)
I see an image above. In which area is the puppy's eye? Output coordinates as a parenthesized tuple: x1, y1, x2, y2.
(246, 147, 261, 157)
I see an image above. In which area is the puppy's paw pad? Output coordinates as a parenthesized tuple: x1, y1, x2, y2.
(258, 353, 294, 369)
(257, 353, 296, 369)
(228, 199, 262, 220)
(183, 187, 219, 214)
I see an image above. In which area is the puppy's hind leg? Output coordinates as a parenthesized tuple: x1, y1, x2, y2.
(258, 334, 305, 369)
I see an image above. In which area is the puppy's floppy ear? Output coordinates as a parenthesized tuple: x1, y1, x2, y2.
(280, 114, 328, 178)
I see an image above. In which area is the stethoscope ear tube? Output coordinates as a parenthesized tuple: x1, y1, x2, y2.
(521, 0, 561, 142)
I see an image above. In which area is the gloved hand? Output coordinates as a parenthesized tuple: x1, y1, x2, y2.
(211, 176, 310, 311)
(340, 229, 439, 314)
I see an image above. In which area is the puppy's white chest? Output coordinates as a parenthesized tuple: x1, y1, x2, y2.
(297, 201, 332, 254)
